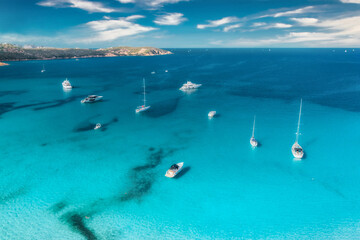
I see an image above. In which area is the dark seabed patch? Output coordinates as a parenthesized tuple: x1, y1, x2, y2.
(0, 95, 83, 118)
(145, 97, 182, 118)
(228, 87, 294, 102)
(73, 115, 117, 133)
(100, 117, 118, 132)
(49, 201, 67, 213)
(33, 95, 82, 111)
(62, 212, 98, 240)
(312, 91, 360, 112)
(0, 186, 27, 204)
(119, 147, 177, 202)
(0, 90, 27, 98)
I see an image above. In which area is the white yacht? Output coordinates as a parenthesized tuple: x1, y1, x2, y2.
(179, 81, 202, 91)
(165, 70, 168, 73)
(208, 111, 216, 119)
(292, 99, 304, 159)
(62, 78, 72, 89)
(94, 123, 101, 130)
(136, 78, 151, 113)
(250, 116, 258, 147)
(41, 64, 46, 73)
(81, 95, 103, 103)
(165, 162, 184, 178)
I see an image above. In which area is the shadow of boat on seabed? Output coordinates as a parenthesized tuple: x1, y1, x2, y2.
(174, 166, 191, 179)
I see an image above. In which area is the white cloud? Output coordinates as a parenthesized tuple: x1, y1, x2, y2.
(291, 17, 319, 25)
(117, 0, 135, 3)
(228, 15, 360, 47)
(252, 22, 266, 27)
(272, 23, 292, 28)
(255, 23, 292, 30)
(223, 23, 242, 32)
(259, 6, 316, 18)
(197, 17, 240, 29)
(146, 0, 189, 7)
(79, 15, 156, 42)
(122, 0, 188, 8)
(340, 0, 360, 3)
(154, 13, 187, 25)
(37, 0, 116, 13)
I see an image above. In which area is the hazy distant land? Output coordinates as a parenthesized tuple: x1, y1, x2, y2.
(0, 43, 172, 62)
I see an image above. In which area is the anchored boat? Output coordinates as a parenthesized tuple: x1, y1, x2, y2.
(250, 116, 258, 147)
(136, 78, 151, 113)
(292, 99, 304, 159)
(165, 162, 184, 178)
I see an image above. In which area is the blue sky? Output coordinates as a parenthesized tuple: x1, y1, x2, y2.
(1, 0, 360, 47)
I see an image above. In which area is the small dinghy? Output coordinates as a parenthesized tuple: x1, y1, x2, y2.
(208, 111, 216, 119)
(165, 162, 184, 178)
(94, 123, 101, 130)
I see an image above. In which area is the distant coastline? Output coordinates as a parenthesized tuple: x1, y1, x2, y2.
(0, 43, 172, 62)
(0, 62, 9, 66)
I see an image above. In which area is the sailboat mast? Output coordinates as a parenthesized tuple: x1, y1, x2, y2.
(295, 99, 302, 143)
(143, 78, 146, 106)
(252, 116, 256, 138)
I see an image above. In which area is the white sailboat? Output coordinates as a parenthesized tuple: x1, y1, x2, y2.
(41, 64, 46, 73)
(250, 116, 258, 147)
(292, 99, 304, 159)
(136, 78, 151, 113)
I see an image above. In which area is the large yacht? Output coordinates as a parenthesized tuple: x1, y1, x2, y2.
(136, 78, 151, 113)
(179, 81, 202, 91)
(81, 95, 103, 103)
(250, 116, 258, 147)
(62, 78, 72, 90)
(165, 162, 184, 178)
(292, 99, 304, 159)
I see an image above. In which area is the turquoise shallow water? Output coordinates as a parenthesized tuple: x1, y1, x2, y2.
(1, 49, 360, 239)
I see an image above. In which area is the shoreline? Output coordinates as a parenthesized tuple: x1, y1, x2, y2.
(1, 53, 173, 62)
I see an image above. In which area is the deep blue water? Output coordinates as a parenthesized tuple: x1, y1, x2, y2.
(1, 49, 360, 239)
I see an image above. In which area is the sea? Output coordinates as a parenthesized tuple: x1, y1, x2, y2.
(1, 48, 360, 239)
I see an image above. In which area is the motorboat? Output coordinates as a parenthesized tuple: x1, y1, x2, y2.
(81, 95, 103, 103)
(208, 111, 216, 119)
(292, 99, 304, 159)
(165, 162, 184, 178)
(250, 116, 258, 147)
(94, 123, 101, 130)
(179, 81, 202, 91)
(136, 78, 151, 113)
(62, 78, 72, 89)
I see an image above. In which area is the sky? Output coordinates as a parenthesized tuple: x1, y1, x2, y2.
(1, 0, 360, 48)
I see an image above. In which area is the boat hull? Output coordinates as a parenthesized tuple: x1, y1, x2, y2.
(250, 137, 258, 147)
(136, 105, 151, 113)
(165, 162, 184, 178)
(292, 142, 304, 159)
(208, 111, 216, 118)
(81, 96, 103, 103)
